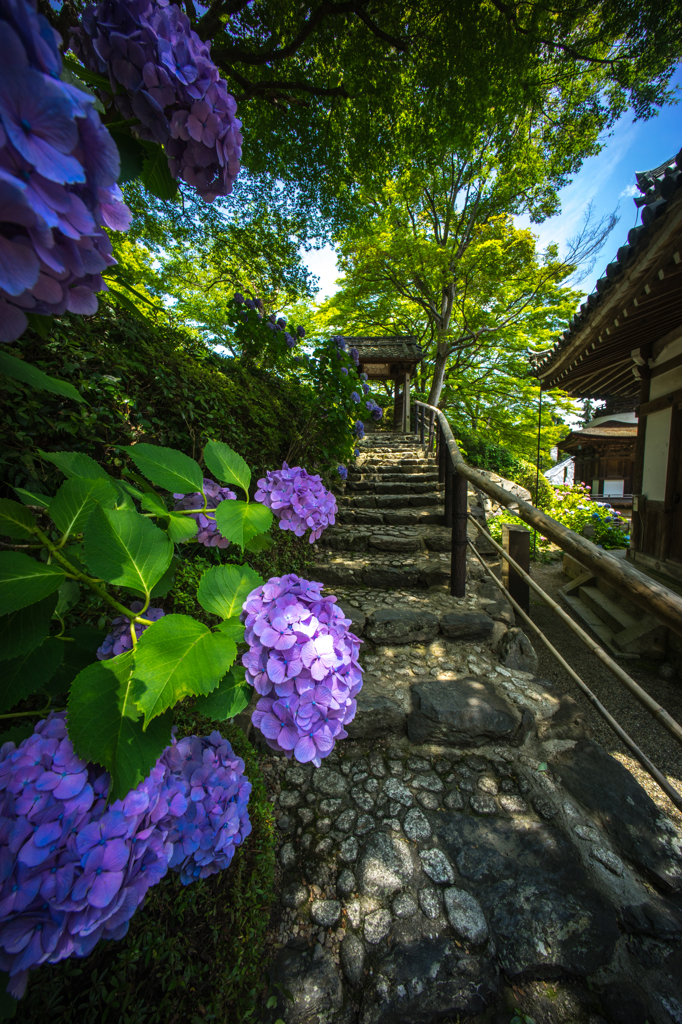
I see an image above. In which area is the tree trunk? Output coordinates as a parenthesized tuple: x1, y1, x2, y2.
(427, 339, 449, 407)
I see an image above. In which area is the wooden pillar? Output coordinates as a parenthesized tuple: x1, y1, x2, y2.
(502, 524, 530, 613)
(428, 411, 435, 453)
(632, 349, 651, 553)
(451, 468, 467, 598)
(393, 379, 400, 431)
(444, 450, 453, 526)
(438, 423, 445, 484)
(419, 405, 425, 445)
(403, 372, 410, 433)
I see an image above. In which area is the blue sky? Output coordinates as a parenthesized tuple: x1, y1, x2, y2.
(304, 83, 681, 300)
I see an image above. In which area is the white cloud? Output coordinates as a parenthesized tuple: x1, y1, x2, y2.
(619, 182, 639, 198)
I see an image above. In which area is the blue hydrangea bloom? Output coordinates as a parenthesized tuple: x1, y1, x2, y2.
(337, 465, 347, 480)
(355, 421, 365, 439)
(350, 391, 360, 403)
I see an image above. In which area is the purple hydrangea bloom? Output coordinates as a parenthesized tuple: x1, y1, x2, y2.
(354, 448, 360, 457)
(173, 478, 236, 548)
(360, 373, 368, 380)
(362, 383, 370, 394)
(242, 575, 363, 766)
(349, 347, 359, 367)
(0, 714, 250, 1000)
(350, 391, 360, 403)
(341, 367, 348, 376)
(372, 406, 384, 422)
(0, 0, 131, 343)
(284, 332, 296, 348)
(70, 0, 242, 202)
(255, 464, 337, 544)
(337, 465, 347, 480)
(332, 335, 346, 352)
(297, 325, 305, 338)
(355, 421, 365, 439)
(96, 602, 165, 660)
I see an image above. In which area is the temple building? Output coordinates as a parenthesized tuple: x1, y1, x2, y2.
(557, 398, 637, 513)
(345, 336, 423, 431)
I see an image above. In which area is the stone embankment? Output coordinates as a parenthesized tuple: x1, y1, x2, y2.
(261, 433, 682, 1024)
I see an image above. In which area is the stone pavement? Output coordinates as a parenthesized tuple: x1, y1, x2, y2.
(262, 433, 682, 1024)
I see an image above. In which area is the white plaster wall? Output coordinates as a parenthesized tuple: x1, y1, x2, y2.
(650, 364, 682, 401)
(642, 407, 672, 500)
(650, 328, 682, 370)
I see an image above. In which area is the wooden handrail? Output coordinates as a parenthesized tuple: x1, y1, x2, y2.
(414, 400, 682, 640)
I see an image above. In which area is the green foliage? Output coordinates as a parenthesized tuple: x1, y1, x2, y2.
(17, 723, 276, 1024)
(512, 460, 555, 510)
(0, 349, 83, 404)
(0, 441, 269, 797)
(488, 481, 630, 557)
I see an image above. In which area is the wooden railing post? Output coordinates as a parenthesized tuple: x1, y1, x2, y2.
(438, 422, 445, 484)
(502, 523, 530, 613)
(428, 411, 435, 453)
(419, 405, 425, 446)
(451, 467, 467, 597)
(444, 448, 453, 526)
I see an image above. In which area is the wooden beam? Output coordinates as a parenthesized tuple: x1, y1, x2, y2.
(651, 350, 682, 379)
(639, 386, 682, 418)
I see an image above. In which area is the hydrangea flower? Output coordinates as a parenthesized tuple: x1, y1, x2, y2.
(360, 373, 368, 380)
(349, 347, 359, 366)
(97, 602, 165, 660)
(350, 391, 360, 402)
(362, 383, 370, 394)
(0, 0, 131, 342)
(332, 335, 346, 352)
(173, 478, 236, 548)
(297, 326, 305, 338)
(242, 575, 362, 766)
(365, 399, 384, 422)
(337, 465, 347, 480)
(341, 367, 348, 376)
(255, 464, 337, 543)
(71, 0, 242, 202)
(355, 421, 365, 439)
(0, 714, 251, 999)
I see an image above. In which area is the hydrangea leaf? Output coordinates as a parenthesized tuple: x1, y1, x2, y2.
(14, 486, 50, 509)
(0, 638, 64, 713)
(214, 500, 273, 550)
(54, 580, 80, 619)
(0, 723, 37, 750)
(38, 450, 112, 482)
(166, 512, 199, 544)
(197, 564, 264, 619)
(141, 491, 168, 516)
(203, 441, 251, 496)
(140, 142, 179, 202)
(46, 626, 106, 695)
(68, 652, 173, 802)
(49, 476, 118, 538)
(0, 593, 58, 662)
(122, 444, 204, 495)
(83, 506, 173, 597)
(0, 350, 84, 404)
(0, 553, 65, 616)
(216, 617, 246, 643)
(149, 555, 181, 599)
(0, 499, 38, 540)
(244, 533, 275, 553)
(193, 666, 250, 721)
(132, 615, 237, 726)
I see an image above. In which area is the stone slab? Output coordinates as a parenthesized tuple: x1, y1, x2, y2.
(408, 677, 521, 747)
(346, 678, 410, 740)
(440, 610, 494, 640)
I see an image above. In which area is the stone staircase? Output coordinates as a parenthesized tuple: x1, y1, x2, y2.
(261, 431, 682, 1024)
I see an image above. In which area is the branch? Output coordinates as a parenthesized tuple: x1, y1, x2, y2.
(354, 9, 408, 51)
(197, 0, 253, 38)
(488, 0, 621, 66)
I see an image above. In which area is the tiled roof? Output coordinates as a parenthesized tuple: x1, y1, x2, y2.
(531, 147, 682, 382)
(346, 336, 423, 362)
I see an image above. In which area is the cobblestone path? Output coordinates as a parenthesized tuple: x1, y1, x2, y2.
(262, 433, 682, 1024)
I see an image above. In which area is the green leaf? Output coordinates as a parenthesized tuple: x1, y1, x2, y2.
(149, 555, 180, 599)
(0, 553, 64, 615)
(132, 615, 237, 726)
(0, 638, 64, 713)
(166, 513, 199, 544)
(62, 54, 111, 90)
(83, 506, 173, 597)
(107, 286, 150, 321)
(197, 564, 263, 619)
(0, 350, 83, 403)
(0, 593, 58, 661)
(117, 479, 146, 502)
(49, 476, 118, 538)
(140, 143, 178, 201)
(14, 487, 50, 509)
(193, 666, 250, 721)
(244, 533, 275, 553)
(123, 444, 204, 494)
(68, 653, 173, 802)
(216, 617, 246, 643)
(0, 499, 37, 540)
(39, 450, 112, 482)
(110, 131, 146, 184)
(46, 626, 106, 695)
(141, 491, 169, 516)
(0, 724, 36, 750)
(203, 441, 251, 495)
(24, 312, 53, 339)
(214, 500, 273, 550)
(53, 580, 80, 618)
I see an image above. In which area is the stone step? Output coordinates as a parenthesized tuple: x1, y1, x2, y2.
(349, 471, 439, 484)
(560, 592, 640, 660)
(346, 480, 443, 495)
(336, 508, 446, 527)
(339, 492, 442, 510)
(323, 526, 453, 554)
(578, 585, 637, 634)
(313, 551, 452, 590)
